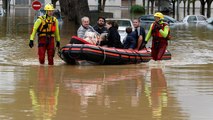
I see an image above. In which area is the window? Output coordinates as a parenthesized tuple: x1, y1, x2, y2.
(187, 16, 197, 22)
(140, 15, 155, 22)
(116, 20, 131, 27)
(197, 16, 206, 21)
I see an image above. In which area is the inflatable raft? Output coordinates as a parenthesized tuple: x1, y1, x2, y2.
(58, 36, 171, 65)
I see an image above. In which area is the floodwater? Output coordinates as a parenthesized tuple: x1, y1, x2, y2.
(0, 7, 213, 120)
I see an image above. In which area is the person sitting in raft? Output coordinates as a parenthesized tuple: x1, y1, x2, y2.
(93, 16, 108, 34)
(99, 20, 123, 48)
(77, 16, 99, 39)
(123, 27, 137, 49)
(83, 31, 99, 45)
(132, 18, 146, 50)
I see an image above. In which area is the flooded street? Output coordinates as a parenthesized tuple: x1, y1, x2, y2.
(0, 7, 213, 120)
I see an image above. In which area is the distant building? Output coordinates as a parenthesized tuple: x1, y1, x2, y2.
(1, 0, 212, 10)
(88, 0, 121, 7)
(1, 0, 54, 6)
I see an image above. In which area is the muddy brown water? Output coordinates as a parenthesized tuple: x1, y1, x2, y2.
(0, 7, 213, 120)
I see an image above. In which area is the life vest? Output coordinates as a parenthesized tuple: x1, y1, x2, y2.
(37, 15, 57, 37)
(151, 22, 171, 41)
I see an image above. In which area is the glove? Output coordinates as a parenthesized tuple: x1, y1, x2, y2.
(56, 41, 60, 48)
(155, 22, 162, 30)
(29, 40, 34, 48)
(141, 41, 147, 49)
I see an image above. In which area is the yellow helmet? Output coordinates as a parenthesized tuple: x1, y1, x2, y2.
(154, 12, 164, 19)
(44, 3, 54, 11)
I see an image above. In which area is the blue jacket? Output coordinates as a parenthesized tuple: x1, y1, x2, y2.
(123, 31, 137, 49)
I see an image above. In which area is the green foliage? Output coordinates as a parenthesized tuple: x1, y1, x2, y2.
(130, 5, 145, 14)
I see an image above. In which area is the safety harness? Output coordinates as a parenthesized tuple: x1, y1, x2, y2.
(151, 22, 171, 41)
(37, 15, 56, 37)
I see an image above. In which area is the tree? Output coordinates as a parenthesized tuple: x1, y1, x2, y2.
(200, 0, 206, 15)
(59, 0, 90, 24)
(143, 0, 146, 7)
(98, 0, 107, 12)
(206, 0, 213, 17)
(183, 0, 187, 17)
(192, 0, 196, 14)
(51, 0, 58, 8)
(147, 0, 150, 14)
(149, 0, 155, 14)
(171, 0, 176, 18)
(2, 0, 9, 13)
(187, 0, 191, 15)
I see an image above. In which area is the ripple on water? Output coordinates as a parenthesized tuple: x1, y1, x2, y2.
(0, 66, 16, 105)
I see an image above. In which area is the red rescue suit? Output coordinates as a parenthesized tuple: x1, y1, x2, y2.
(151, 23, 170, 61)
(37, 16, 56, 65)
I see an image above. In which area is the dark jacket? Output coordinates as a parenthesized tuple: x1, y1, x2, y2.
(93, 25, 108, 34)
(123, 31, 137, 49)
(100, 27, 123, 48)
(135, 26, 146, 50)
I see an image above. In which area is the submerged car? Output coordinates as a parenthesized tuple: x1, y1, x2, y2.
(0, 8, 4, 16)
(139, 14, 180, 29)
(105, 18, 134, 43)
(34, 9, 63, 29)
(204, 17, 213, 30)
(206, 17, 213, 24)
(182, 15, 207, 24)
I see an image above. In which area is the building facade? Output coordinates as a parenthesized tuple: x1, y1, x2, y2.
(2, 0, 212, 8)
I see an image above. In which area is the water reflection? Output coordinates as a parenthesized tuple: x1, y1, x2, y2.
(61, 65, 185, 119)
(0, 6, 213, 120)
(166, 64, 213, 119)
(63, 65, 147, 109)
(145, 68, 168, 119)
(0, 66, 16, 103)
(29, 66, 59, 119)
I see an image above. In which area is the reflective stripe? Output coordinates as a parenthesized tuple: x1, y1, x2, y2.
(38, 34, 55, 37)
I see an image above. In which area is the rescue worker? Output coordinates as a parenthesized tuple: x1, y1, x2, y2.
(144, 12, 171, 61)
(29, 3, 60, 65)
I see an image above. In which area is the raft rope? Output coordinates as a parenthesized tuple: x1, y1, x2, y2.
(98, 46, 107, 64)
(124, 49, 138, 64)
(124, 49, 131, 63)
(67, 44, 81, 59)
(57, 47, 63, 60)
(134, 50, 143, 63)
(114, 48, 122, 64)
